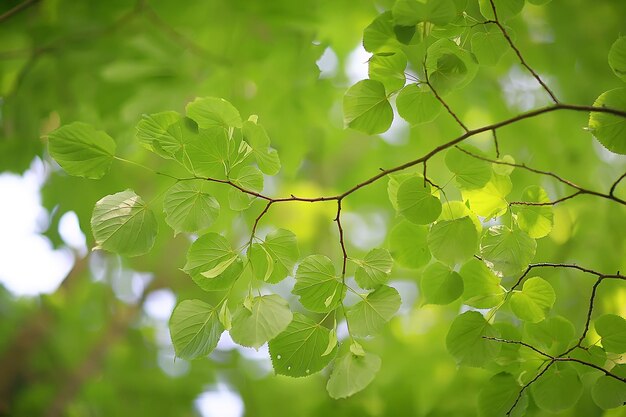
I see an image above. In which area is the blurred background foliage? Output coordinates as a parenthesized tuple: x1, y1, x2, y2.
(0, 0, 625, 416)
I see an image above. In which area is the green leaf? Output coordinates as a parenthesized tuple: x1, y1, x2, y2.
(262, 228, 300, 283)
(595, 314, 626, 354)
(426, 39, 478, 94)
(462, 174, 512, 219)
(421, 262, 464, 305)
(354, 248, 394, 289)
(387, 173, 415, 211)
(90, 190, 157, 257)
(609, 36, 626, 82)
(389, 220, 431, 269)
(368, 52, 407, 93)
(514, 186, 553, 238)
(346, 285, 401, 337)
(293, 255, 345, 312)
(182, 233, 244, 291)
(479, 0, 524, 21)
(480, 225, 536, 276)
(268, 313, 337, 377)
(524, 316, 575, 354)
(459, 258, 505, 308)
(228, 189, 254, 211)
(135, 111, 181, 155)
(439, 201, 482, 232)
(326, 352, 382, 399)
(445, 145, 492, 190)
(589, 88, 626, 154)
(396, 176, 442, 225)
(169, 299, 224, 360)
(248, 243, 274, 282)
(471, 27, 509, 66)
(242, 120, 281, 175)
(531, 363, 583, 413)
(478, 373, 528, 417)
(186, 97, 242, 129)
(343, 79, 393, 134)
(428, 217, 478, 266)
(229, 294, 293, 349)
(492, 155, 516, 176)
(163, 181, 220, 235)
(392, 0, 457, 26)
(231, 165, 264, 192)
(47, 122, 116, 179)
(591, 364, 626, 409)
(510, 277, 555, 323)
(446, 311, 500, 366)
(363, 11, 397, 53)
(396, 84, 443, 125)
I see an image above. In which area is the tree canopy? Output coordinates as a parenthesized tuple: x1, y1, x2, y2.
(1, 0, 626, 416)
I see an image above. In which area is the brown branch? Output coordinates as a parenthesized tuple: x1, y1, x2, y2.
(492, 129, 501, 158)
(488, 0, 559, 103)
(0, 0, 39, 23)
(334, 200, 348, 277)
(423, 75, 469, 132)
(610, 171, 626, 197)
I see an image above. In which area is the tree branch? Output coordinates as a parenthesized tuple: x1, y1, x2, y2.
(0, 0, 39, 23)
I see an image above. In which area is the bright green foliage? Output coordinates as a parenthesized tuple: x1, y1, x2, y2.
(268, 313, 337, 377)
(11, 0, 626, 414)
(326, 352, 382, 399)
(169, 299, 224, 360)
(182, 233, 243, 291)
(90, 190, 157, 257)
(242, 119, 281, 175)
(530, 363, 583, 412)
(459, 258, 505, 308)
(362, 11, 396, 53)
(445, 145, 492, 189)
(392, 0, 457, 26)
(595, 314, 626, 353)
(480, 225, 536, 276)
(346, 285, 401, 336)
(396, 84, 443, 125)
(478, 373, 527, 417)
(462, 174, 512, 219)
(396, 176, 442, 224)
(524, 316, 576, 354)
(425, 39, 478, 93)
(293, 255, 345, 312)
(163, 181, 220, 235)
(479, 0, 524, 20)
(229, 295, 293, 349)
(428, 217, 478, 266)
(251, 229, 299, 283)
(589, 88, 626, 154)
(608, 36, 626, 82)
(591, 364, 626, 409)
(136, 111, 180, 156)
(368, 52, 407, 93)
(47, 122, 116, 179)
(343, 79, 393, 134)
(514, 186, 553, 238)
(185, 97, 242, 129)
(388, 220, 431, 269)
(354, 248, 394, 289)
(471, 26, 509, 66)
(439, 201, 482, 232)
(446, 311, 500, 366)
(420, 262, 464, 305)
(510, 277, 555, 323)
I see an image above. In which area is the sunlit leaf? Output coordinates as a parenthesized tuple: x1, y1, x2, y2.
(269, 313, 337, 377)
(421, 262, 464, 305)
(343, 79, 393, 134)
(389, 220, 431, 269)
(230, 295, 293, 349)
(531, 363, 583, 413)
(480, 225, 536, 276)
(589, 88, 626, 154)
(186, 97, 242, 129)
(163, 181, 220, 235)
(396, 176, 442, 225)
(446, 311, 500, 366)
(459, 258, 505, 308)
(91, 190, 157, 257)
(293, 255, 345, 312)
(169, 300, 223, 360)
(396, 84, 443, 125)
(326, 352, 381, 399)
(428, 217, 478, 266)
(510, 277, 555, 323)
(354, 248, 394, 289)
(595, 314, 626, 354)
(347, 285, 401, 336)
(514, 186, 553, 238)
(48, 122, 116, 179)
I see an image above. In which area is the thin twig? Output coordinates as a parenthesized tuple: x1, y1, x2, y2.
(0, 0, 39, 23)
